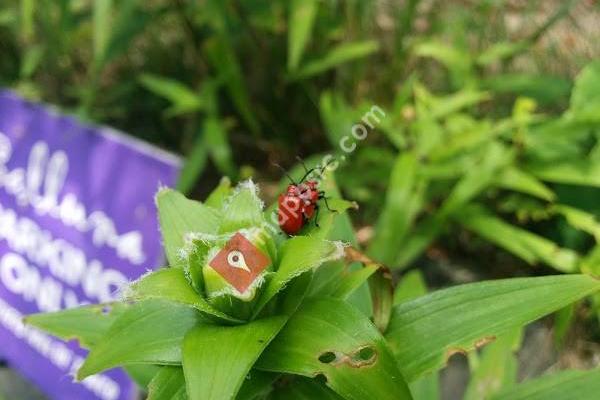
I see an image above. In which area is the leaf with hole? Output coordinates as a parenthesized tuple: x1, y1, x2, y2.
(386, 274, 600, 381)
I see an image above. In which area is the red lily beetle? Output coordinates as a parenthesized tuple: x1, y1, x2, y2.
(276, 160, 332, 235)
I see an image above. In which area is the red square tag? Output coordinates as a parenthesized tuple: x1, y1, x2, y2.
(208, 232, 270, 294)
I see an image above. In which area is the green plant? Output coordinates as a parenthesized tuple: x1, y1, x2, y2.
(320, 61, 600, 278)
(26, 179, 600, 399)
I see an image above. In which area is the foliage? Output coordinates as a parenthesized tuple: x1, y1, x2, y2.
(26, 181, 600, 399)
(2, 0, 600, 398)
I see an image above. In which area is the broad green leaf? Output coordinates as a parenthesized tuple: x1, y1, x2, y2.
(156, 188, 220, 267)
(77, 300, 202, 379)
(368, 152, 423, 265)
(25, 303, 127, 348)
(464, 329, 521, 400)
(182, 317, 286, 400)
(459, 205, 579, 272)
(219, 180, 265, 233)
(139, 74, 203, 116)
(125, 268, 243, 323)
(288, 0, 318, 71)
(256, 298, 413, 400)
(147, 367, 187, 400)
(492, 368, 600, 400)
(252, 237, 343, 318)
(386, 274, 600, 381)
(496, 167, 555, 201)
(270, 377, 342, 399)
(292, 41, 379, 80)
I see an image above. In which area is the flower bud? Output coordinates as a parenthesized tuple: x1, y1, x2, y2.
(201, 227, 276, 320)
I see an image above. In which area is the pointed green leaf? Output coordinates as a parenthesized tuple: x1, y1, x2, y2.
(182, 317, 286, 400)
(77, 300, 202, 379)
(205, 117, 235, 177)
(396, 143, 512, 269)
(218, 180, 265, 233)
(526, 160, 600, 187)
(25, 303, 127, 349)
(292, 41, 379, 80)
(386, 275, 600, 381)
(205, 177, 232, 210)
(205, 36, 260, 135)
(157, 188, 220, 267)
(256, 298, 413, 400)
(176, 134, 208, 195)
(125, 268, 243, 323)
(492, 368, 600, 400)
(368, 152, 421, 265)
(93, 0, 113, 67)
(252, 237, 343, 318)
(139, 74, 203, 116)
(553, 204, 600, 242)
(476, 41, 527, 66)
(329, 265, 378, 299)
(288, 0, 318, 71)
(569, 61, 600, 122)
(496, 167, 555, 201)
(459, 205, 579, 272)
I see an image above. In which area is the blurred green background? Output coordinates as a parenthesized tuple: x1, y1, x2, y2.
(1, 0, 600, 399)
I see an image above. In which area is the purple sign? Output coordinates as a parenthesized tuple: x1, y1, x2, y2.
(0, 91, 180, 400)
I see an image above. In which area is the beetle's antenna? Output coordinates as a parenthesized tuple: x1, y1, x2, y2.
(272, 162, 296, 184)
(299, 167, 316, 183)
(312, 158, 335, 180)
(296, 156, 309, 174)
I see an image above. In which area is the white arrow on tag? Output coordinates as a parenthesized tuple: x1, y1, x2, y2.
(227, 250, 251, 272)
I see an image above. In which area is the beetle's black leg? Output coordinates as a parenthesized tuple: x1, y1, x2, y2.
(314, 203, 320, 227)
(318, 192, 336, 212)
